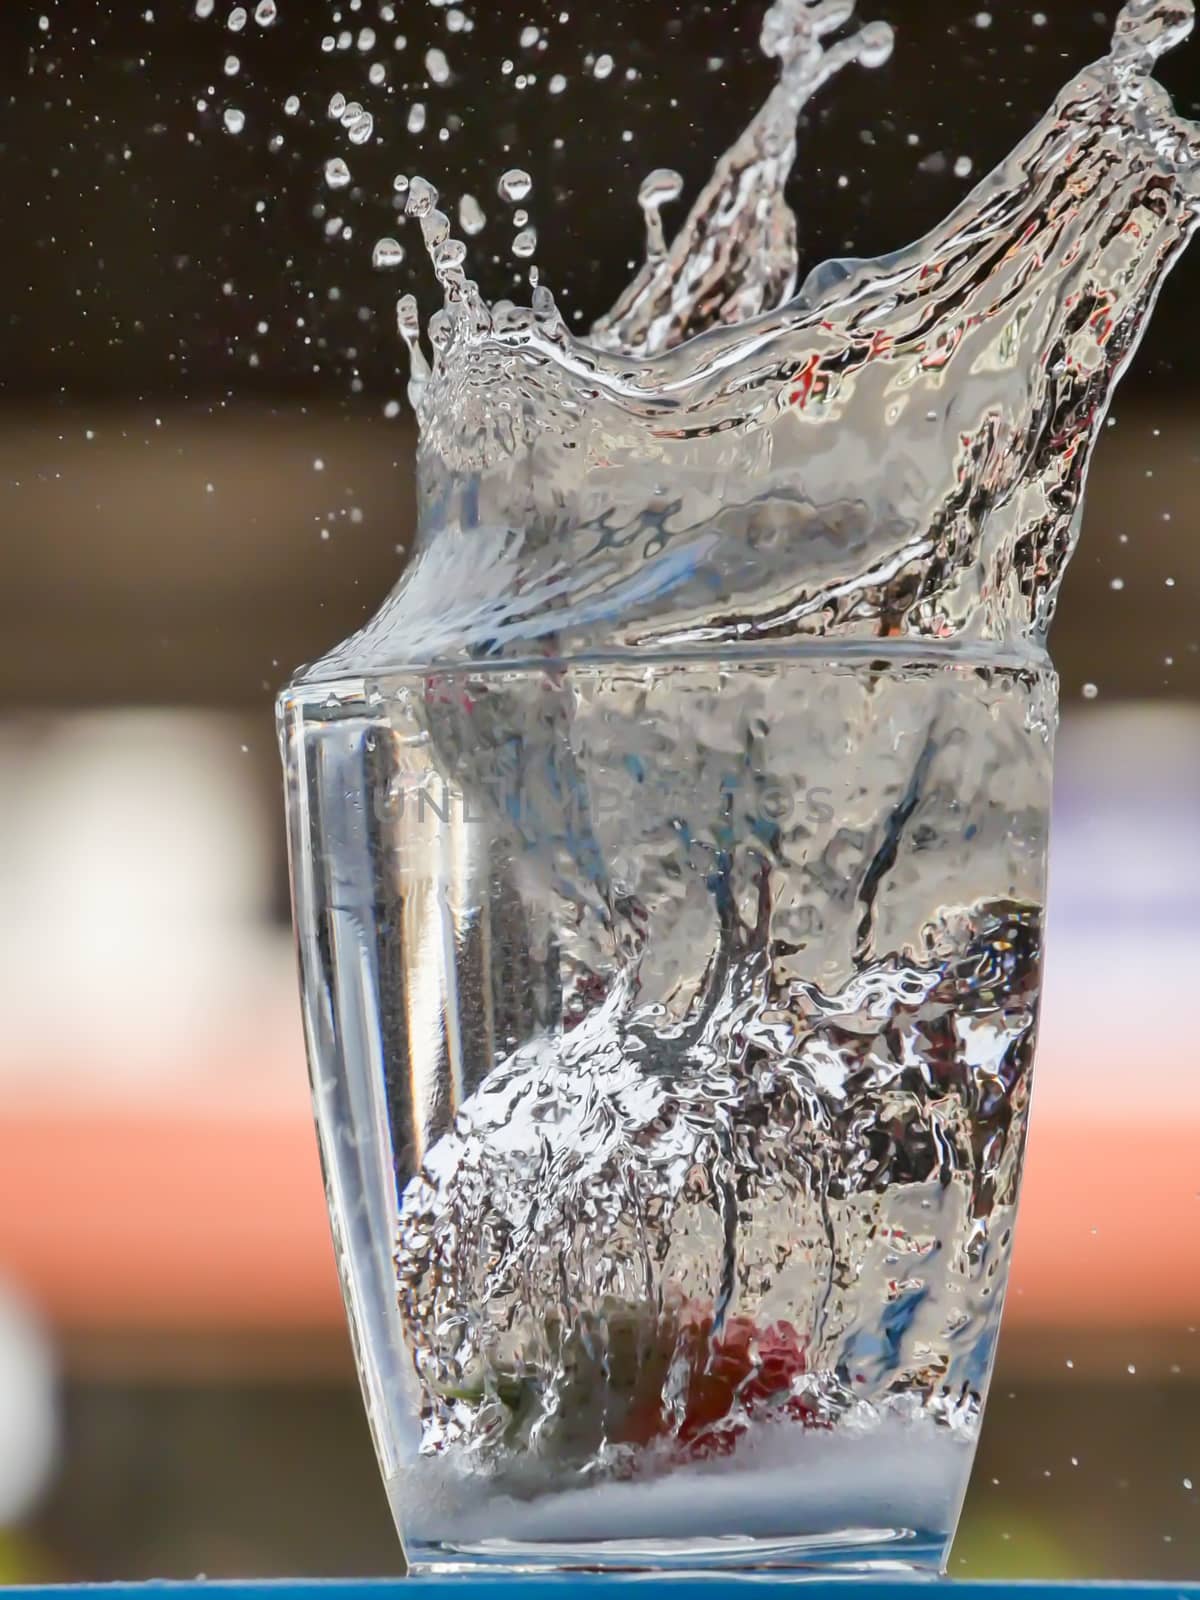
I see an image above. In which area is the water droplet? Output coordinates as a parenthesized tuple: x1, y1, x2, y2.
(638, 167, 684, 210)
(954, 155, 973, 179)
(974, 10, 993, 25)
(325, 157, 352, 189)
(224, 54, 240, 75)
(407, 102, 427, 134)
(512, 208, 529, 227)
(498, 167, 532, 202)
(313, 457, 325, 472)
(195, 0, 214, 15)
(405, 175, 437, 218)
(357, 27, 376, 52)
(223, 106, 246, 133)
(283, 93, 299, 115)
(593, 52, 614, 78)
(253, 0, 276, 23)
(458, 193, 486, 235)
(549, 72, 567, 94)
(512, 226, 538, 259)
(329, 91, 346, 118)
(1111, 577, 1125, 590)
(446, 8, 466, 33)
(227, 5, 247, 30)
(369, 62, 387, 86)
(1082, 683, 1099, 700)
(637, 168, 685, 260)
(520, 25, 540, 48)
(346, 109, 375, 144)
(372, 236, 405, 269)
(426, 47, 450, 84)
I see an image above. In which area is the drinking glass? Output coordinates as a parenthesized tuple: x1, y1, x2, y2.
(279, 638, 1052, 1575)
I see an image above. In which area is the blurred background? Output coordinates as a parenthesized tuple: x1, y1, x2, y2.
(2, 0, 1199, 1583)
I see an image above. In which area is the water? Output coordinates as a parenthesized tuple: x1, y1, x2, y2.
(282, 645, 1050, 1569)
(279, 0, 1200, 1574)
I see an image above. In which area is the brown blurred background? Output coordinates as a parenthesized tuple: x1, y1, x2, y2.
(1, 0, 1199, 1584)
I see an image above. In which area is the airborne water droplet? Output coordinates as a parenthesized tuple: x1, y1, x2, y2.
(253, 0, 276, 23)
(329, 92, 346, 118)
(347, 109, 375, 145)
(512, 226, 538, 259)
(227, 5, 247, 30)
(593, 52, 614, 78)
(407, 102, 427, 134)
(458, 193, 486, 235)
(426, 47, 451, 85)
(637, 167, 684, 260)
(498, 167, 532, 202)
(283, 93, 299, 115)
(373, 237, 406, 270)
(325, 157, 352, 189)
(223, 106, 246, 133)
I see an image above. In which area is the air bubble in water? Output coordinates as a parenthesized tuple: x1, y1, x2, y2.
(227, 5, 246, 30)
(253, 0, 276, 23)
(373, 237, 406, 270)
(426, 47, 450, 84)
(407, 102, 427, 134)
(223, 106, 245, 133)
(512, 227, 537, 258)
(458, 193, 486, 235)
(325, 157, 352, 189)
(498, 167, 532, 202)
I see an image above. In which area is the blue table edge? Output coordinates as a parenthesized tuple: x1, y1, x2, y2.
(5, 1584, 1197, 1597)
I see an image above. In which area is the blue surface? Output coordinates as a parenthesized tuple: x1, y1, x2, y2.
(3, 1584, 1199, 1598)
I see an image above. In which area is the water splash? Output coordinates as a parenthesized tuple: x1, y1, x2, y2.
(280, 3, 1200, 1564)
(306, 0, 1200, 681)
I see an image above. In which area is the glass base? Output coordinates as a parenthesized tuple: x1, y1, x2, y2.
(405, 1528, 947, 1577)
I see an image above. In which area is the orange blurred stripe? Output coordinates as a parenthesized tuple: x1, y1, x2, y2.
(0, 1104, 1194, 1332)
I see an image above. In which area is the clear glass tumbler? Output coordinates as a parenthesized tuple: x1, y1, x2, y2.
(279, 639, 1053, 1574)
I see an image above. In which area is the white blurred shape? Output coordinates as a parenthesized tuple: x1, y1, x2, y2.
(0, 711, 280, 1086)
(0, 1284, 56, 1525)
